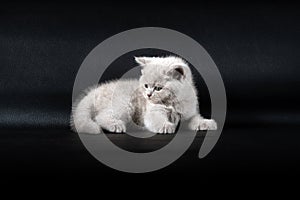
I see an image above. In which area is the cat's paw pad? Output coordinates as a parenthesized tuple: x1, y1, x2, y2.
(107, 121, 126, 133)
(192, 119, 217, 131)
(158, 122, 176, 134)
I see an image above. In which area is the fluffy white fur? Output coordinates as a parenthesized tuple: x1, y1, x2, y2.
(71, 56, 217, 134)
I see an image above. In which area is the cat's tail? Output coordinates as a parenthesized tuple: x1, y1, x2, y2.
(71, 90, 102, 134)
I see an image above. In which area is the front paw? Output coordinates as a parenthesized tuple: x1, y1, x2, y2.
(106, 120, 126, 133)
(157, 122, 177, 134)
(190, 119, 217, 131)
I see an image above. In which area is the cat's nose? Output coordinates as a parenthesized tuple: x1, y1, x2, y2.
(147, 93, 152, 97)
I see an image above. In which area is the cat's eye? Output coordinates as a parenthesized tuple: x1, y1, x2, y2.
(144, 84, 148, 88)
(155, 86, 162, 91)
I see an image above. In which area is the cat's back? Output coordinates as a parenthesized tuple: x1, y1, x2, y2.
(91, 79, 139, 110)
(95, 79, 139, 95)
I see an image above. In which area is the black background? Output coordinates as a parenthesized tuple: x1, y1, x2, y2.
(0, 1, 300, 184)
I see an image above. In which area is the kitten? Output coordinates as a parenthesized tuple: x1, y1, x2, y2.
(71, 56, 217, 134)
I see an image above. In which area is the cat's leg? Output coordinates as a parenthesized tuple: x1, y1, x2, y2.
(168, 106, 181, 125)
(94, 109, 127, 133)
(188, 114, 217, 131)
(71, 91, 102, 134)
(144, 106, 178, 134)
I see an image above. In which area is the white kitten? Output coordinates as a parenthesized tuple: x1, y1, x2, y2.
(71, 56, 217, 134)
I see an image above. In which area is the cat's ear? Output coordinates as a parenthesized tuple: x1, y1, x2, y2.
(167, 63, 186, 80)
(134, 56, 152, 66)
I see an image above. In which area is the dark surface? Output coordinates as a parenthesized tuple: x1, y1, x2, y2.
(0, 2, 300, 181)
(1, 127, 300, 180)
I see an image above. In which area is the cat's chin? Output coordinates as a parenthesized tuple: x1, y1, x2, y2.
(143, 95, 157, 104)
(149, 99, 163, 105)
(144, 98, 156, 104)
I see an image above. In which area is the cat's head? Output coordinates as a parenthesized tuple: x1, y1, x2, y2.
(135, 56, 192, 104)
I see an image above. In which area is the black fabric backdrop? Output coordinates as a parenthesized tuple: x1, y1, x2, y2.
(1, 3, 300, 128)
(0, 2, 300, 182)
